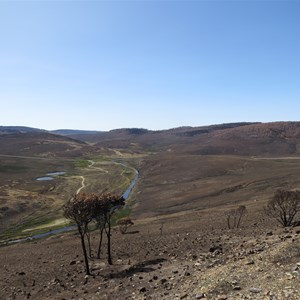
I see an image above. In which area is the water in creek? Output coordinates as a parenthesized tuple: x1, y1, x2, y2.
(7, 165, 139, 244)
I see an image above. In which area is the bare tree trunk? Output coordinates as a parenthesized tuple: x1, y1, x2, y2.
(227, 215, 231, 229)
(97, 228, 104, 259)
(106, 220, 112, 265)
(86, 228, 93, 258)
(236, 215, 242, 228)
(233, 215, 237, 228)
(79, 230, 90, 275)
(160, 222, 164, 236)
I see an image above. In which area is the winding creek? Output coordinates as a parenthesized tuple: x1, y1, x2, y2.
(6, 162, 139, 245)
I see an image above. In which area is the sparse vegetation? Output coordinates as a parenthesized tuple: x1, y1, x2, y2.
(63, 192, 125, 273)
(116, 216, 134, 234)
(94, 193, 125, 265)
(63, 193, 96, 275)
(0, 164, 28, 172)
(73, 159, 90, 168)
(4, 123, 300, 298)
(225, 205, 247, 229)
(265, 189, 300, 227)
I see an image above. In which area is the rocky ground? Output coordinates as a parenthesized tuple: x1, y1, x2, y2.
(1, 210, 300, 300)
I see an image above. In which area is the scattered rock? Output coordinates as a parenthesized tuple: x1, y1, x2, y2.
(249, 287, 262, 293)
(209, 245, 223, 254)
(18, 272, 25, 276)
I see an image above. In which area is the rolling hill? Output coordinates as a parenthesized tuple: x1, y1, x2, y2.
(0, 126, 45, 134)
(1, 122, 300, 300)
(3, 122, 300, 157)
(63, 121, 300, 157)
(0, 131, 88, 158)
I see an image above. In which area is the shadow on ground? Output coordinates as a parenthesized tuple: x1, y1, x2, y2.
(103, 258, 167, 279)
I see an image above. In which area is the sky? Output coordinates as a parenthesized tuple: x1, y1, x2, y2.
(0, 0, 300, 131)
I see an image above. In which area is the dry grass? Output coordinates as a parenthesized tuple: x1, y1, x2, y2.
(133, 154, 300, 218)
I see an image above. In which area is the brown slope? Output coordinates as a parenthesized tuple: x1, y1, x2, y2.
(88, 122, 300, 156)
(132, 152, 300, 219)
(181, 121, 300, 156)
(89, 123, 258, 151)
(127, 122, 300, 219)
(0, 132, 89, 158)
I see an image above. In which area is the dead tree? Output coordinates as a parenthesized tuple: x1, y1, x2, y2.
(225, 209, 236, 229)
(225, 205, 247, 229)
(116, 217, 134, 234)
(236, 205, 247, 228)
(265, 189, 300, 227)
(63, 193, 96, 275)
(95, 213, 106, 259)
(159, 222, 164, 236)
(93, 193, 124, 265)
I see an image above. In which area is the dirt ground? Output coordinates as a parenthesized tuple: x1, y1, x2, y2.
(1, 207, 299, 300)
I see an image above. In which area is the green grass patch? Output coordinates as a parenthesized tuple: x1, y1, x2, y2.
(111, 205, 131, 226)
(0, 164, 28, 173)
(91, 155, 108, 162)
(0, 208, 69, 241)
(73, 159, 89, 168)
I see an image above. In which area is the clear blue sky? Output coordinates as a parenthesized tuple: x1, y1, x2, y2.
(0, 1, 300, 131)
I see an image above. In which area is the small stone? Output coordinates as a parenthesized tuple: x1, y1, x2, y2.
(18, 272, 25, 276)
(292, 265, 299, 271)
(139, 287, 146, 293)
(245, 260, 255, 265)
(286, 272, 294, 280)
(209, 245, 223, 253)
(217, 295, 228, 300)
(233, 286, 241, 291)
(69, 261, 76, 265)
(195, 293, 206, 299)
(249, 288, 262, 293)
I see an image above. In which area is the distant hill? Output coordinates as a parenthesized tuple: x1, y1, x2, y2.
(51, 129, 101, 136)
(79, 122, 300, 156)
(0, 126, 45, 134)
(0, 131, 89, 158)
(88, 123, 264, 152)
(4, 122, 300, 156)
(62, 123, 258, 146)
